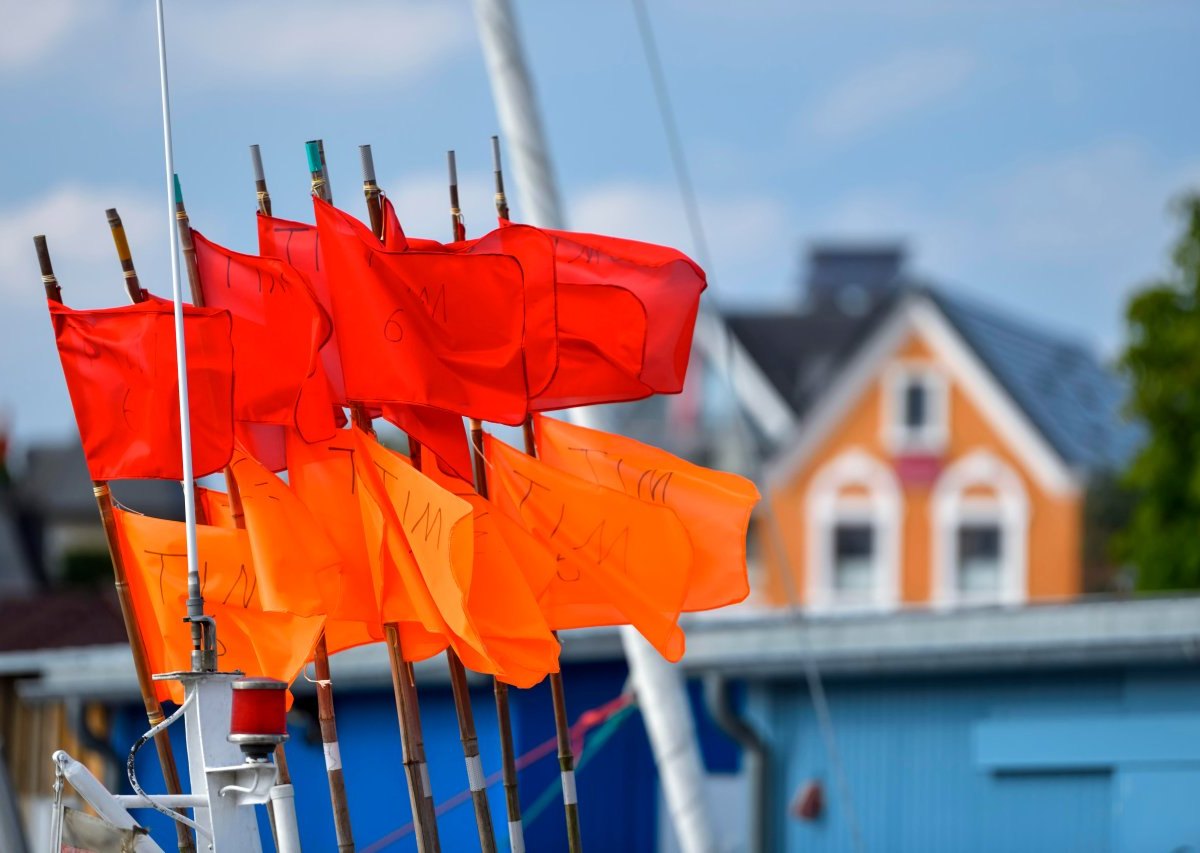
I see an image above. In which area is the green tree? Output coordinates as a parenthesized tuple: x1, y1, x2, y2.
(1118, 194, 1200, 590)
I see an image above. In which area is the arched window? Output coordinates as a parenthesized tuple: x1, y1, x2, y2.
(932, 451, 1029, 607)
(806, 449, 902, 611)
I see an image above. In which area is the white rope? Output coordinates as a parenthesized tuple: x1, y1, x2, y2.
(154, 0, 204, 659)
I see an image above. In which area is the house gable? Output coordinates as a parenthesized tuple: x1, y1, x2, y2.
(763, 291, 1081, 498)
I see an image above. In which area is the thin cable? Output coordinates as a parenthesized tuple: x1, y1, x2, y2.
(154, 0, 204, 661)
(127, 690, 210, 839)
(630, 0, 714, 281)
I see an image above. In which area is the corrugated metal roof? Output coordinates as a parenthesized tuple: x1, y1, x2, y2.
(930, 288, 1143, 471)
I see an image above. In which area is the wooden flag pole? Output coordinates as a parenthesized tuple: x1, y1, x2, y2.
(522, 422, 584, 853)
(361, 144, 497, 853)
(307, 140, 437, 853)
(490, 137, 583, 852)
(448, 148, 527, 853)
(188, 153, 358, 849)
(250, 144, 272, 217)
(35, 235, 196, 853)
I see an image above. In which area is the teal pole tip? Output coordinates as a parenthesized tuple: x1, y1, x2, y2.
(172, 173, 183, 205)
(305, 141, 322, 174)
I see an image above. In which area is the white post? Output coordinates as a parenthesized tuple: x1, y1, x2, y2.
(180, 675, 264, 852)
(471, 0, 565, 230)
(270, 785, 302, 853)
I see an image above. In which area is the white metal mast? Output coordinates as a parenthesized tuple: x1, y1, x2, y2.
(472, 2, 719, 850)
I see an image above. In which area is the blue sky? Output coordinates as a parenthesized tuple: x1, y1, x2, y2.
(2, 0, 1198, 444)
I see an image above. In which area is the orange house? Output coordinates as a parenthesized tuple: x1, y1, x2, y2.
(727, 248, 1139, 612)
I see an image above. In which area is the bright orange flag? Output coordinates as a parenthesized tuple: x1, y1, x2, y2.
(533, 415, 759, 611)
(484, 433, 692, 662)
(112, 507, 325, 704)
(350, 427, 495, 671)
(420, 460, 560, 686)
(286, 429, 444, 660)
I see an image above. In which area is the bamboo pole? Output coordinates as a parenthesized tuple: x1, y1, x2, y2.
(249, 144, 272, 217)
(490, 136, 584, 850)
(447, 147, 529, 852)
(35, 235, 195, 853)
(521, 419, 583, 852)
(308, 140, 434, 853)
(103, 209, 145, 304)
(362, 144, 496, 852)
(468, 418, 525, 853)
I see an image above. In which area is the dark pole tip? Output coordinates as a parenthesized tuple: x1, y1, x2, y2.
(105, 208, 120, 224)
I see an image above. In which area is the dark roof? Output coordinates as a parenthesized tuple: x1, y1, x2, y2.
(16, 442, 183, 521)
(728, 286, 1142, 473)
(0, 590, 127, 653)
(930, 289, 1142, 471)
(726, 291, 899, 419)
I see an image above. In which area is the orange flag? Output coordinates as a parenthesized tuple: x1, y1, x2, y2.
(350, 427, 495, 671)
(287, 429, 446, 661)
(420, 458, 560, 686)
(484, 434, 692, 662)
(533, 415, 759, 611)
(112, 507, 325, 704)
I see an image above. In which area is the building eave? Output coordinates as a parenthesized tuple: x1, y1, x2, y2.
(678, 596, 1200, 678)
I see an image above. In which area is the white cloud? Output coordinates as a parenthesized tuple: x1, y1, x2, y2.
(379, 170, 496, 242)
(808, 48, 976, 142)
(0, 185, 163, 307)
(0, 0, 95, 69)
(173, 1, 470, 87)
(569, 180, 789, 277)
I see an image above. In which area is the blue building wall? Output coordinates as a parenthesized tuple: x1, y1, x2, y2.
(108, 658, 714, 851)
(750, 665, 1200, 853)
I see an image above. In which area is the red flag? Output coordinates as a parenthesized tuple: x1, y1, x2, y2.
(314, 198, 530, 424)
(193, 230, 337, 466)
(49, 299, 234, 481)
(380, 404, 471, 482)
(379, 197, 707, 409)
(529, 227, 705, 410)
(378, 198, 558, 397)
(257, 212, 348, 408)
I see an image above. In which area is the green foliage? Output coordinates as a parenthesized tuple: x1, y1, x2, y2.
(1117, 194, 1200, 590)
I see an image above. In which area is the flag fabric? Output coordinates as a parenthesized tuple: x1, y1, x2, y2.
(112, 507, 325, 704)
(416, 455, 560, 686)
(378, 197, 558, 398)
(484, 433, 691, 662)
(283, 429, 404, 654)
(314, 199, 530, 424)
(528, 226, 706, 411)
(350, 427, 495, 671)
(229, 449, 378, 654)
(192, 230, 337, 440)
(196, 485, 236, 528)
(379, 196, 708, 410)
(49, 299, 234, 481)
(381, 403, 472, 482)
(257, 212, 348, 407)
(533, 414, 759, 611)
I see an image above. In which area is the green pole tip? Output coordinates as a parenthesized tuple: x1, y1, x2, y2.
(305, 141, 322, 174)
(172, 173, 183, 205)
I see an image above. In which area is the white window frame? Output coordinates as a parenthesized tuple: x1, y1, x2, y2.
(881, 361, 949, 455)
(932, 450, 1029, 608)
(806, 449, 902, 613)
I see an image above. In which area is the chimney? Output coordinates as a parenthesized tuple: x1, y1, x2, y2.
(803, 244, 906, 314)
